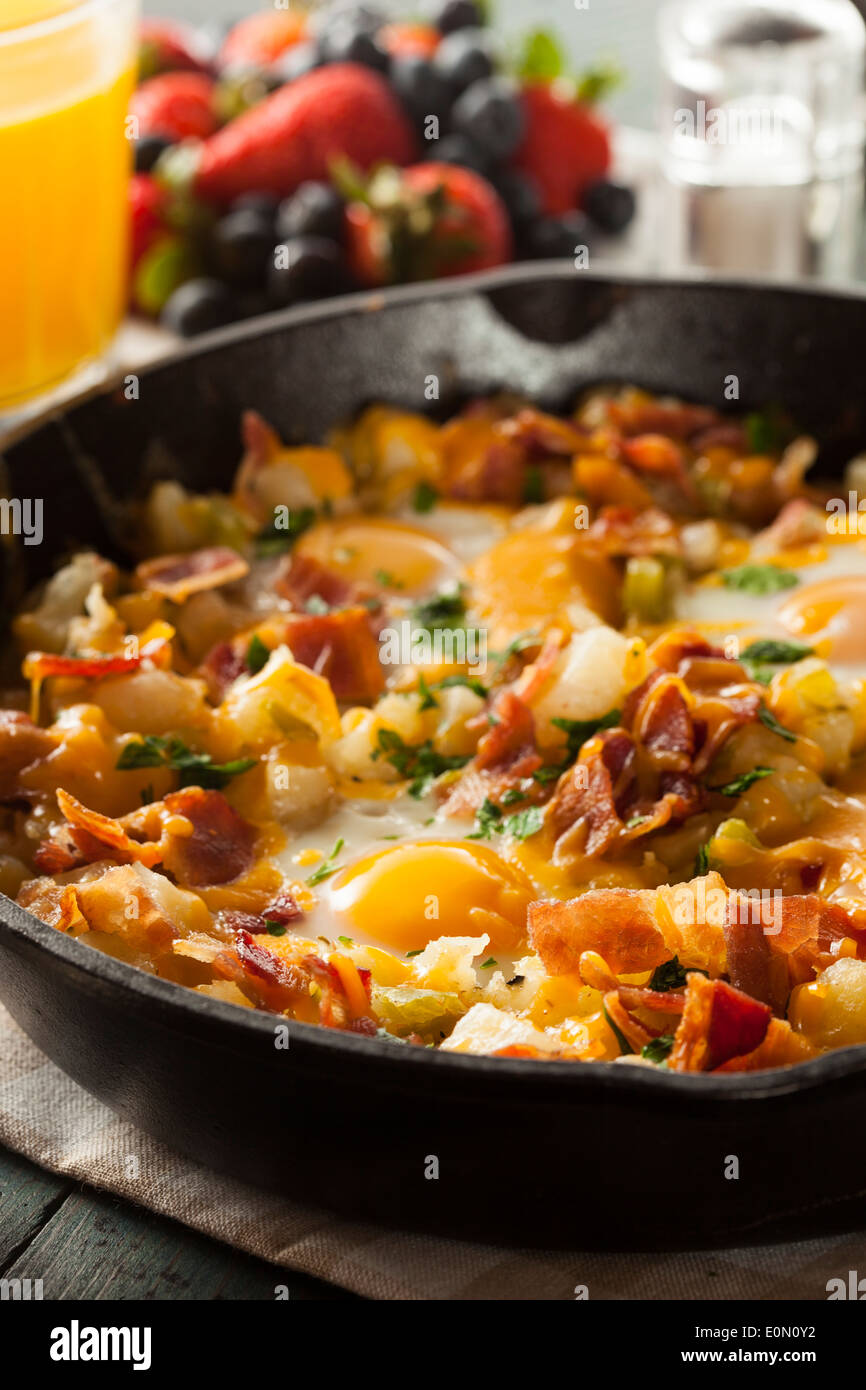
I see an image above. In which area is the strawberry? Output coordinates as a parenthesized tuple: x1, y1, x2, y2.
(131, 72, 219, 143)
(219, 9, 309, 69)
(379, 22, 441, 59)
(342, 161, 511, 286)
(139, 19, 213, 80)
(512, 83, 611, 215)
(192, 64, 415, 205)
(129, 174, 168, 267)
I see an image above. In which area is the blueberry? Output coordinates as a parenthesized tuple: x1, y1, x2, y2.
(319, 22, 389, 71)
(451, 77, 525, 161)
(389, 54, 454, 127)
(522, 212, 592, 261)
(582, 179, 637, 234)
(134, 134, 171, 174)
(493, 169, 541, 231)
(432, 132, 493, 177)
(161, 279, 239, 337)
(209, 209, 276, 287)
(268, 236, 346, 306)
(432, 27, 495, 94)
(314, 2, 384, 36)
(277, 183, 345, 242)
(435, 0, 484, 35)
(273, 41, 323, 84)
(231, 193, 280, 224)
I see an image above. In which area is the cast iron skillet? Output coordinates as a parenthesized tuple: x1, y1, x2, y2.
(2, 266, 866, 1251)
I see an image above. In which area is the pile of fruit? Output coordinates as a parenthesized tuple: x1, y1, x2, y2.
(131, 2, 637, 336)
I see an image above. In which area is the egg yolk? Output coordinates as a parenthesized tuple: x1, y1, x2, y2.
(469, 529, 621, 646)
(296, 518, 458, 596)
(328, 840, 535, 954)
(778, 575, 866, 664)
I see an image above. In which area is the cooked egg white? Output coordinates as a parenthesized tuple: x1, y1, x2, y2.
(674, 532, 866, 681)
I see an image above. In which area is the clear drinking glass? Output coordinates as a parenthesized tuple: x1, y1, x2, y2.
(657, 0, 866, 280)
(0, 0, 139, 416)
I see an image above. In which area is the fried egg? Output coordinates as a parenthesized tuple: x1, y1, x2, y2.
(673, 530, 866, 681)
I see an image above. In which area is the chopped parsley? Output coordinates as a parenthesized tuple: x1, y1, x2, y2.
(740, 638, 815, 685)
(758, 706, 797, 743)
(411, 480, 439, 514)
(266, 921, 287, 936)
(740, 638, 815, 665)
(255, 505, 317, 556)
(479, 957, 498, 969)
(306, 838, 345, 886)
(551, 708, 622, 763)
(649, 956, 690, 992)
(372, 728, 470, 798)
(375, 568, 403, 590)
(116, 735, 256, 789)
(745, 408, 788, 454)
(720, 564, 799, 595)
(641, 1035, 675, 1065)
(410, 586, 467, 632)
(626, 813, 649, 829)
(406, 948, 424, 958)
(522, 465, 544, 504)
(430, 673, 489, 700)
(245, 633, 270, 674)
(602, 1001, 634, 1057)
(711, 766, 774, 797)
(694, 842, 710, 875)
(468, 797, 543, 842)
(416, 674, 438, 711)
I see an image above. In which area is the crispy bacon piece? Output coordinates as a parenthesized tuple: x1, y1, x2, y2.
(39, 787, 257, 888)
(135, 546, 249, 603)
(215, 929, 373, 1029)
(0, 710, 58, 800)
(624, 671, 693, 770)
(690, 423, 749, 454)
(215, 929, 318, 1014)
(724, 893, 866, 1015)
(529, 889, 669, 977)
(713, 1017, 819, 1072)
(585, 506, 682, 559)
(548, 728, 634, 856)
(275, 553, 361, 611)
(445, 690, 542, 815)
(160, 787, 256, 887)
(607, 400, 717, 440)
(214, 887, 303, 936)
(283, 605, 384, 703)
(446, 407, 580, 505)
(753, 498, 825, 556)
(23, 651, 142, 681)
(199, 640, 250, 702)
(668, 974, 772, 1073)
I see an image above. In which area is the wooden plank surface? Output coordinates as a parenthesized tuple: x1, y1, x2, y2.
(0, 1148, 356, 1301)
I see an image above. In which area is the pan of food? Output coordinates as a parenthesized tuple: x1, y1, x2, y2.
(2, 265, 866, 1249)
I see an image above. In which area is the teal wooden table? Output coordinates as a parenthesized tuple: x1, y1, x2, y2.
(0, 1148, 356, 1300)
(2, 0, 664, 1303)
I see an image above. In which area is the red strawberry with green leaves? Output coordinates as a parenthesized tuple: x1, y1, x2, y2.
(139, 19, 213, 80)
(341, 161, 511, 286)
(219, 9, 309, 69)
(513, 82, 612, 215)
(130, 72, 219, 143)
(128, 174, 197, 315)
(187, 63, 415, 205)
(510, 31, 616, 214)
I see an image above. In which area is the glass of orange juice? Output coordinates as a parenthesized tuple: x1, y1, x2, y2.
(0, 0, 138, 413)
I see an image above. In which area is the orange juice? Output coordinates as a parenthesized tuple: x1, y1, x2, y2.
(0, 0, 138, 407)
